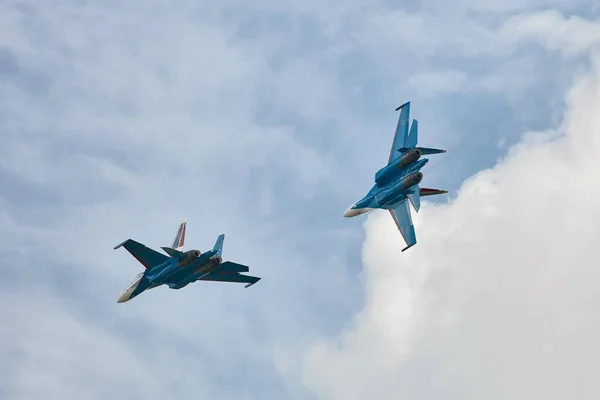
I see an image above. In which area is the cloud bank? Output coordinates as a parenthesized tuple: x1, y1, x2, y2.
(299, 31, 600, 400)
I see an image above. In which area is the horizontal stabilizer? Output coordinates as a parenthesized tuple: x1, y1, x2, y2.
(398, 146, 446, 155)
(161, 246, 184, 259)
(419, 188, 448, 197)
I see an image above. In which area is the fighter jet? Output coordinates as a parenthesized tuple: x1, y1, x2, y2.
(114, 220, 260, 303)
(343, 102, 447, 251)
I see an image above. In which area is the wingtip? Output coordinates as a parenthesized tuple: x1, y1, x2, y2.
(401, 244, 415, 252)
(395, 101, 410, 111)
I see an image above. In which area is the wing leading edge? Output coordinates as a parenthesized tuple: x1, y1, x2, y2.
(388, 199, 417, 252)
(114, 239, 170, 269)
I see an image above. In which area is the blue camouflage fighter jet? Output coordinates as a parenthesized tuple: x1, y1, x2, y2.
(115, 221, 260, 303)
(343, 102, 447, 251)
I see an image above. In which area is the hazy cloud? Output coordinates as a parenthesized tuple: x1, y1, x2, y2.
(1, 1, 600, 399)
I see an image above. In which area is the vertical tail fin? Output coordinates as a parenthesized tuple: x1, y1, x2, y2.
(407, 184, 421, 212)
(407, 119, 418, 149)
(172, 220, 187, 251)
(213, 234, 224, 257)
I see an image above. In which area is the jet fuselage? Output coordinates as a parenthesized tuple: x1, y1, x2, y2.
(346, 157, 429, 216)
(343, 101, 447, 251)
(375, 148, 423, 187)
(147, 249, 221, 285)
(118, 250, 223, 302)
(115, 224, 260, 303)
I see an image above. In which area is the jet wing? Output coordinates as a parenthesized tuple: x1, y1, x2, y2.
(388, 199, 417, 252)
(114, 239, 170, 269)
(218, 261, 250, 273)
(198, 271, 261, 288)
(388, 102, 414, 164)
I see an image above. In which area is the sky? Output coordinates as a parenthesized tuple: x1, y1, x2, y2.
(1, 0, 600, 399)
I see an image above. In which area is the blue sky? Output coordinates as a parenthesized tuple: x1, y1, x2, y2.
(2, 1, 600, 399)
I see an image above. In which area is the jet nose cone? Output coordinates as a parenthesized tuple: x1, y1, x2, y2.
(344, 205, 359, 217)
(117, 292, 130, 303)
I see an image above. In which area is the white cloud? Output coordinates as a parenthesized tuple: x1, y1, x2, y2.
(408, 70, 468, 97)
(440, 0, 587, 12)
(503, 10, 600, 56)
(297, 44, 600, 400)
